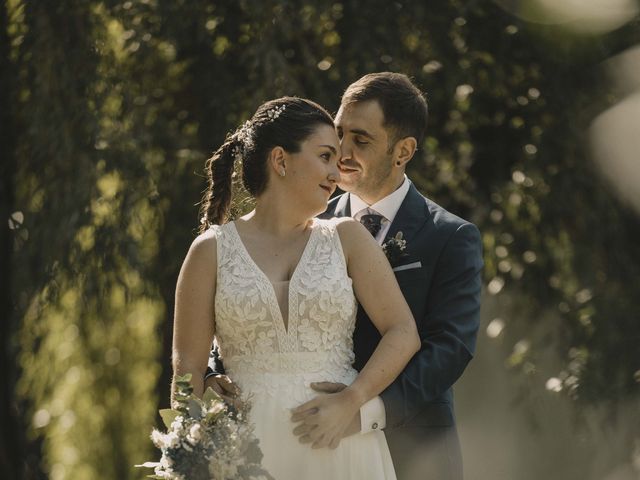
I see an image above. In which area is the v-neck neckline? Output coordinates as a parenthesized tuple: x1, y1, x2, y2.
(228, 220, 317, 336)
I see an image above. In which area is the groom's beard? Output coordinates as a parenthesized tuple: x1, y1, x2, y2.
(338, 154, 394, 199)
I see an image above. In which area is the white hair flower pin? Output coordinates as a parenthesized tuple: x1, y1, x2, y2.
(266, 104, 286, 120)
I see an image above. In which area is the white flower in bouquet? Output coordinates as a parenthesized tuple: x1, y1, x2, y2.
(188, 423, 203, 443)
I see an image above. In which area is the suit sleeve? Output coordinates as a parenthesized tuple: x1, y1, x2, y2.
(206, 345, 226, 376)
(380, 222, 483, 429)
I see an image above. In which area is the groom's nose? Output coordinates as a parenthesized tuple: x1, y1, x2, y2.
(339, 141, 352, 162)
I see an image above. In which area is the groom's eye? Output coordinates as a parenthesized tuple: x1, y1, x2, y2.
(355, 138, 369, 145)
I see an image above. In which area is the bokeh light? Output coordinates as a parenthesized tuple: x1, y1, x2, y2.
(495, 0, 639, 33)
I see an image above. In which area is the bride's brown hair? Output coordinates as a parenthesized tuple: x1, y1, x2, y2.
(199, 97, 334, 232)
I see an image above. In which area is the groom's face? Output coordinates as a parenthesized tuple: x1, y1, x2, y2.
(334, 100, 397, 204)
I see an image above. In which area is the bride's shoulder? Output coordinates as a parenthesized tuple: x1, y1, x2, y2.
(317, 218, 373, 264)
(186, 227, 219, 263)
(197, 225, 221, 243)
(316, 216, 358, 235)
(333, 217, 367, 235)
(316, 216, 357, 227)
(332, 216, 357, 226)
(177, 228, 219, 289)
(320, 217, 369, 246)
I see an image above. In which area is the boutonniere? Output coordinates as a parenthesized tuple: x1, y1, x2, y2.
(382, 231, 409, 266)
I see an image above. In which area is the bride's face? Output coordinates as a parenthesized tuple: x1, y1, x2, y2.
(285, 124, 341, 214)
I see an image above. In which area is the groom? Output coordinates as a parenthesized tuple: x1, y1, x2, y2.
(291, 72, 483, 480)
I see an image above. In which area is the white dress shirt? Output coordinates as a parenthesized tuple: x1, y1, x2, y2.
(350, 175, 411, 244)
(348, 175, 411, 434)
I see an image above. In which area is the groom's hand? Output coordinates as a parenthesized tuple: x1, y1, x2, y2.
(310, 382, 361, 437)
(290, 381, 362, 448)
(310, 381, 348, 394)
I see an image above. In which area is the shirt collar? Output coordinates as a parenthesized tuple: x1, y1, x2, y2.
(349, 175, 410, 222)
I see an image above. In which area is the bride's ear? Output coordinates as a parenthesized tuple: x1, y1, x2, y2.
(268, 146, 287, 178)
(393, 136, 417, 168)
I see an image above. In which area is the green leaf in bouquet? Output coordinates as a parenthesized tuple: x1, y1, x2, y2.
(173, 390, 190, 404)
(176, 384, 193, 395)
(202, 386, 223, 404)
(174, 374, 195, 397)
(159, 408, 179, 429)
(187, 397, 203, 419)
(172, 380, 194, 415)
(174, 373, 192, 383)
(175, 381, 193, 392)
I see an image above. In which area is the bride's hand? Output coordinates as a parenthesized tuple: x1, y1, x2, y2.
(290, 386, 365, 449)
(204, 374, 242, 408)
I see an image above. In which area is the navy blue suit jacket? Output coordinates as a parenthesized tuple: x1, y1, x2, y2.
(320, 182, 483, 431)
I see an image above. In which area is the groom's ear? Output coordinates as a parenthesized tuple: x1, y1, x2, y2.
(268, 146, 287, 176)
(393, 136, 418, 168)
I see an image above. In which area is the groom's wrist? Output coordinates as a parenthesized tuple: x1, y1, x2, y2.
(344, 384, 369, 408)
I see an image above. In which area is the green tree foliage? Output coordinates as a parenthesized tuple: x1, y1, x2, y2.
(8, 1, 171, 478)
(4, 0, 639, 478)
(1, 1, 22, 478)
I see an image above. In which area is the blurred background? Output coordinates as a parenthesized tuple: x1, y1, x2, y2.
(2, 1, 640, 479)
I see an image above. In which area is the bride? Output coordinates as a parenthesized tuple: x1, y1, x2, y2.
(171, 97, 420, 479)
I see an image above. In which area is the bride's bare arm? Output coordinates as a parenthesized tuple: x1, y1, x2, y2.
(171, 230, 217, 405)
(291, 219, 420, 448)
(340, 218, 420, 402)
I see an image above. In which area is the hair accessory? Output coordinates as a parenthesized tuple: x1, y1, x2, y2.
(266, 104, 286, 121)
(236, 120, 253, 144)
(232, 120, 254, 159)
(233, 105, 286, 159)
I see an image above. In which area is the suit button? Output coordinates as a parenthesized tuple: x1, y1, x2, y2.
(372, 422, 378, 430)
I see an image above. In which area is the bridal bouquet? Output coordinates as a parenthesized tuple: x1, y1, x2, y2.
(137, 374, 273, 480)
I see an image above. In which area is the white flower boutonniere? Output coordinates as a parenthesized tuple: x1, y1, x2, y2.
(382, 231, 409, 266)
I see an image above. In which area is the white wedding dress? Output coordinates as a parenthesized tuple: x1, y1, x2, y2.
(209, 218, 396, 480)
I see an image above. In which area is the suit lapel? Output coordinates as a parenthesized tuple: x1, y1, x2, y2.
(385, 182, 430, 244)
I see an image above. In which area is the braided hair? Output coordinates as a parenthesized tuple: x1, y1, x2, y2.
(198, 97, 334, 232)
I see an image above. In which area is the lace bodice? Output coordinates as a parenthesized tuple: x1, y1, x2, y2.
(210, 218, 358, 404)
